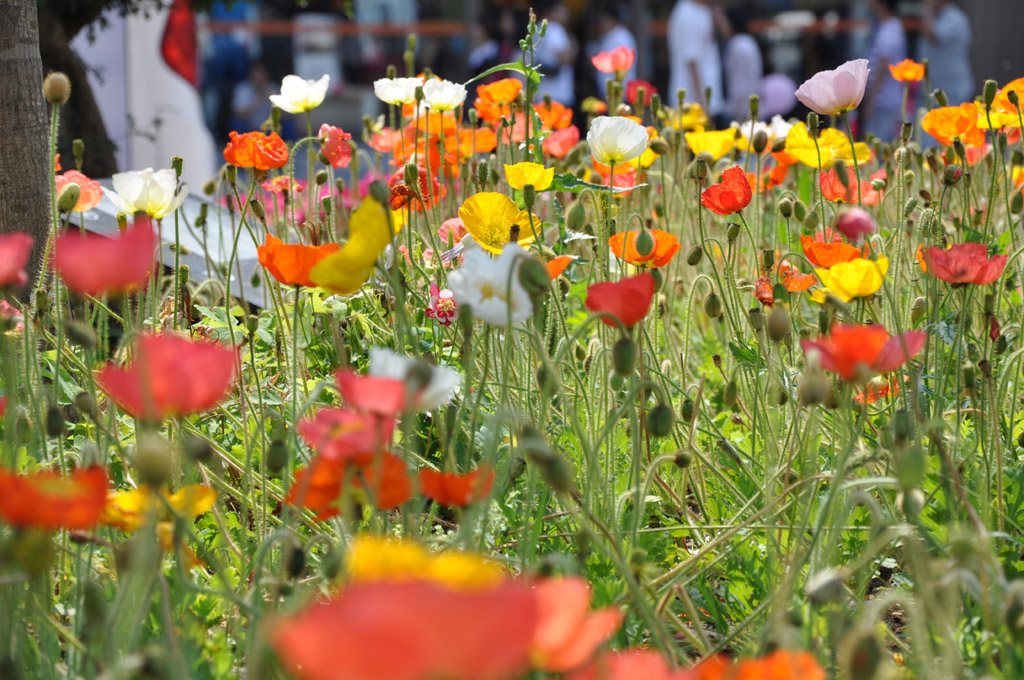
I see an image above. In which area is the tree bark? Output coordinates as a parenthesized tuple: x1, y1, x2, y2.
(0, 0, 51, 294)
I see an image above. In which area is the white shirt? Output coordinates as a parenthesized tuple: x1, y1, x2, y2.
(594, 25, 638, 95)
(723, 34, 762, 122)
(535, 21, 575, 105)
(668, 0, 724, 115)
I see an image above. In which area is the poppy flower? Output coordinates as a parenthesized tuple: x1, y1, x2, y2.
(800, 233, 862, 268)
(458, 192, 536, 253)
(834, 207, 877, 242)
(505, 162, 555, 192)
(448, 244, 535, 326)
(779, 262, 817, 292)
(298, 408, 395, 465)
(257, 233, 340, 288)
(368, 348, 461, 411)
(625, 79, 657, 107)
(701, 166, 752, 216)
(812, 257, 888, 303)
(319, 123, 353, 169)
(534, 100, 573, 130)
(271, 579, 537, 680)
(994, 77, 1024, 116)
(0, 466, 107, 531)
(819, 167, 884, 205)
(373, 76, 423, 106)
(567, 649, 690, 680)
(732, 650, 825, 680)
(270, 74, 330, 114)
(419, 465, 495, 507)
(423, 78, 468, 112)
(531, 577, 623, 673)
(353, 452, 413, 510)
(784, 123, 871, 169)
(310, 197, 395, 295)
(585, 273, 656, 328)
(801, 323, 926, 381)
(597, 166, 639, 196)
(609, 229, 681, 269)
(345, 536, 505, 590)
(591, 46, 635, 74)
(546, 255, 574, 279)
(685, 129, 736, 160)
(261, 176, 305, 195)
(55, 170, 103, 212)
(96, 333, 237, 421)
(854, 376, 900, 405)
(477, 77, 522, 105)
(795, 59, 869, 116)
(581, 97, 609, 115)
(106, 167, 189, 219)
(925, 242, 1008, 285)
(287, 457, 346, 520)
(0, 233, 34, 287)
(101, 484, 215, 532)
(336, 369, 407, 417)
(922, 104, 986, 148)
(54, 218, 156, 297)
(222, 130, 289, 170)
(755, 276, 774, 305)
(889, 59, 925, 83)
(587, 116, 649, 166)
(388, 165, 445, 212)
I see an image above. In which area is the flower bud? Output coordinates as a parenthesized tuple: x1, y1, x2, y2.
(835, 207, 877, 242)
(766, 306, 790, 342)
(805, 567, 844, 605)
(703, 292, 722, 318)
(314, 169, 328, 186)
(911, 296, 927, 322)
(646, 404, 674, 438)
(184, 432, 213, 463)
(224, 165, 237, 185)
(518, 257, 552, 297)
(73, 391, 97, 418)
(43, 72, 71, 105)
(286, 542, 306, 579)
(726, 222, 741, 242)
(962, 360, 976, 391)
(680, 396, 696, 422)
(933, 89, 948, 107)
(806, 111, 819, 134)
(761, 249, 774, 271)
(749, 93, 760, 119)
(250, 197, 266, 220)
(649, 137, 670, 155)
(896, 488, 925, 520)
(690, 157, 708, 181)
(778, 197, 793, 219)
(901, 122, 913, 144)
(634, 229, 655, 258)
(770, 380, 789, 406)
(723, 379, 738, 408)
(536, 365, 559, 397)
(203, 179, 216, 195)
(752, 130, 768, 154)
(904, 197, 918, 215)
(799, 371, 828, 406)
(747, 307, 764, 331)
(266, 438, 288, 474)
(803, 211, 820, 230)
(65, 319, 97, 350)
(321, 196, 333, 215)
(996, 334, 1009, 354)
(673, 450, 692, 468)
(522, 183, 536, 208)
(135, 433, 174, 487)
(1013, 192, 1024, 215)
(57, 182, 81, 213)
(368, 180, 390, 205)
(403, 163, 419, 186)
(45, 403, 64, 438)
(566, 202, 586, 231)
(984, 79, 998, 107)
(793, 200, 808, 223)
(612, 337, 636, 376)
(897, 445, 925, 490)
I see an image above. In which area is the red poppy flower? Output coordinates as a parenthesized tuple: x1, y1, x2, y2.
(925, 242, 1008, 285)
(801, 323, 926, 381)
(531, 577, 623, 673)
(819, 167, 884, 205)
(591, 46, 635, 74)
(609, 229, 681, 269)
(701, 166, 752, 216)
(257, 233, 340, 287)
(800, 234, 862, 268)
(336, 370, 407, 417)
(223, 130, 289, 170)
(419, 465, 495, 507)
(96, 333, 237, 421)
(534, 100, 573, 130)
(319, 124, 353, 169)
(389, 165, 445, 212)
(543, 125, 580, 158)
(54, 217, 156, 297)
(271, 579, 537, 680)
(854, 376, 900, 404)
(298, 408, 395, 465)
(567, 649, 689, 680)
(754, 276, 774, 305)
(55, 170, 103, 212)
(732, 650, 825, 680)
(287, 456, 346, 520)
(0, 466, 108, 531)
(584, 273, 656, 328)
(625, 79, 657, 107)
(354, 452, 412, 509)
(546, 255, 574, 279)
(0, 233, 33, 287)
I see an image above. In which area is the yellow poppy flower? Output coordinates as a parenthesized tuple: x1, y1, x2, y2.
(101, 484, 216, 532)
(666, 103, 708, 131)
(310, 197, 395, 295)
(974, 101, 1020, 129)
(504, 162, 554, 191)
(684, 129, 736, 160)
(812, 256, 888, 303)
(458, 192, 536, 254)
(345, 535, 504, 591)
(785, 123, 871, 169)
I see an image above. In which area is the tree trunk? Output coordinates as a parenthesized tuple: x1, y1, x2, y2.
(0, 0, 51, 294)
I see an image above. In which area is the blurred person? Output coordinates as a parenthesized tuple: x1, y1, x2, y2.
(591, 4, 638, 95)
(534, 1, 577, 106)
(667, 0, 724, 119)
(861, 0, 906, 141)
(231, 61, 273, 132)
(202, 0, 254, 142)
(716, 5, 762, 123)
(468, 18, 500, 75)
(920, 0, 973, 106)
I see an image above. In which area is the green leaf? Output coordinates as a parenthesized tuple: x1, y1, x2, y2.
(550, 172, 645, 195)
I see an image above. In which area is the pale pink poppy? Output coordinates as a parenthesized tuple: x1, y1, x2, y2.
(795, 59, 870, 116)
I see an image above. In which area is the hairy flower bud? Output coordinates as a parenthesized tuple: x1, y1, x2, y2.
(57, 182, 81, 213)
(646, 404, 674, 438)
(43, 72, 71, 105)
(703, 292, 723, 318)
(778, 197, 793, 219)
(612, 337, 637, 377)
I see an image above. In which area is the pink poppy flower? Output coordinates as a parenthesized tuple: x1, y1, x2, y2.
(795, 59, 870, 116)
(319, 124, 353, 169)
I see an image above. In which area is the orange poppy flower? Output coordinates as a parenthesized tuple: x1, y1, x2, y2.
(994, 77, 1024, 116)
(272, 579, 538, 680)
(819, 167, 884, 205)
(544, 125, 580, 158)
(475, 79, 522, 124)
(257, 233, 339, 287)
(55, 170, 103, 212)
(701, 166, 753, 216)
(567, 649, 687, 680)
(546, 255, 574, 279)
(779, 262, 817, 292)
(389, 164, 445, 212)
(222, 130, 289, 170)
(889, 59, 925, 83)
(354, 453, 412, 510)
(444, 127, 498, 161)
(801, 323, 926, 381)
(0, 466, 107, 531)
(534, 100, 573, 130)
(609, 229, 681, 269)
(369, 127, 404, 154)
(754, 276, 775, 305)
(772, 149, 799, 167)
(287, 456, 346, 520)
(53, 217, 156, 297)
(731, 650, 826, 680)
(298, 407, 395, 465)
(854, 376, 900, 404)
(800, 233, 862, 268)
(96, 332, 237, 421)
(915, 244, 927, 272)
(585, 273, 656, 328)
(531, 577, 623, 672)
(418, 465, 495, 507)
(922, 103, 986, 148)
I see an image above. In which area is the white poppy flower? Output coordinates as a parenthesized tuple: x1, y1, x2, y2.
(422, 78, 467, 112)
(269, 74, 330, 114)
(105, 168, 188, 219)
(586, 116, 649, 166)
(373, 77, 424, 106)
(368, 348, 461, 410)
(448, 244, 533, 326)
